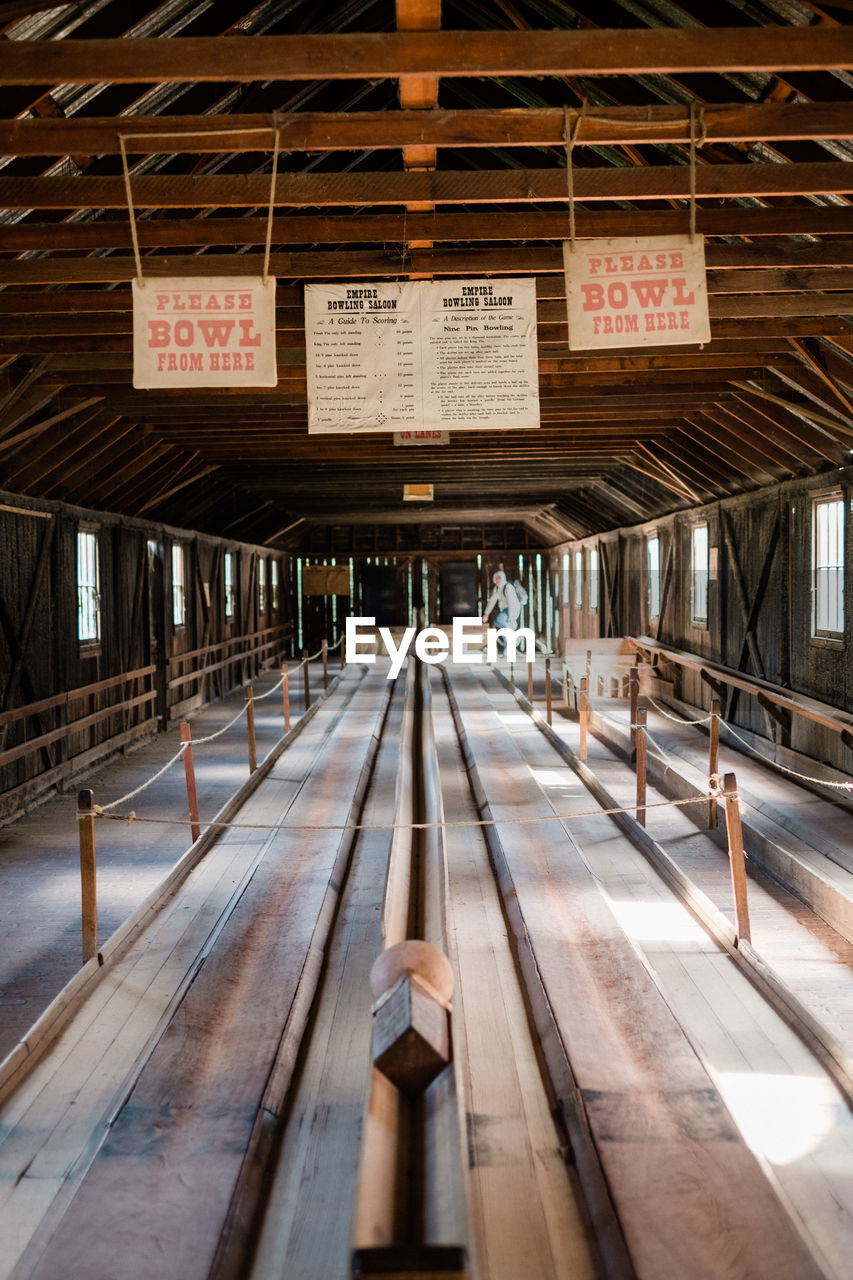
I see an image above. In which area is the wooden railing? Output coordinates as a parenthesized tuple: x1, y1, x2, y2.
(629, 636, 853, 749)
(167, 624, 292, 702)
(0, 665, 157, 776)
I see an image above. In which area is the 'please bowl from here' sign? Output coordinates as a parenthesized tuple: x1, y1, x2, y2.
(563, 234, 710, 350)
(132, 276, 278, 388)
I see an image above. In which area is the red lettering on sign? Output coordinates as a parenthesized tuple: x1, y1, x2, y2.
(147, 320, 171, 347)
(198, 319, 236, 347)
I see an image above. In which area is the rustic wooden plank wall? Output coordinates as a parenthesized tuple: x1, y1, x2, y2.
(0, 491, 290, 816)
(557, 464, 853, 770)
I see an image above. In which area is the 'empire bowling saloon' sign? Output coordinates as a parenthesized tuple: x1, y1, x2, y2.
(132, 277, 278, 388)
(563, 234, 710, 350)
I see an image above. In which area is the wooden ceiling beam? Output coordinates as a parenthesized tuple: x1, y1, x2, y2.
(3, 207, 851, 254)
(5, 240, 853, 288)
(3, 103, 853, 156)
(2, 29, 852, 84)
(4, 163, 852, 210)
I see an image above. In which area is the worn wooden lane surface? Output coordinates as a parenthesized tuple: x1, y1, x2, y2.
(247, 678, 404, 1280)
(0, 671, 357, 1280)
(530, 695, 853, 1279)
(12, 670, 388, 1280)
(431, 672, 597, 1280)
(448, 666, 826, 1280)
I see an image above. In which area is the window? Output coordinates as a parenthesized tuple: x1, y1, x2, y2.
(691, 524, 709, 626)
(270, 559, 279, 611)
(171, 543, 186, 627)
(812, 494, 844, 639)
(574, 550, 583, 609)
(589, 547, 599, 611)
(647, 535, 661, 621)
(77, 528, 100, 645)
(258, 556, 267, 614)
(224, 552, 235, 619)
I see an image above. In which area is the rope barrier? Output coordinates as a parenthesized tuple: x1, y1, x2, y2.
(718, 720, 853, 792)
(97, 744, 188, 812)
(646, 696, 714, 726)
(93, 646, 342, 811)
(82, 782, 725, 833)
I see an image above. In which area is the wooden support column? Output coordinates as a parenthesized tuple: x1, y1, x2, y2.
(545, 657, 552, 725)
(396, 0, 440, 276)
(708, 697, 721, 829)
(579, 676, 589, 764)
(281, 665, 291, 732)
(77, 788, 98, 964)
(722, 772, 751, 944)
(635, 707, 648, 827)
(244, 683, 257, 773)
(629, 667, 639, 763)
(180, 721, 201, 842)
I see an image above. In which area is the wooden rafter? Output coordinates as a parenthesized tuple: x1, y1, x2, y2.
(2, 29, 853, 84)
(3, 102, 853, 155)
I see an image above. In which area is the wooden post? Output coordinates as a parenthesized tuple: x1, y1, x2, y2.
(708, 696, 721, 829)
(635, 706, 647, 827)
(77, 788, 98, 964)
(723, 772, 751, 944)
(281, 665, 291, 732)
(629, 667, 639, 763)
(244, 683, 257, 773)
(180, 722, 200, 842)
(300, 650, 311, 711)
(527, 659, 534, 703)
(340, 632, 345, 667)
(303, 648, 311, 709)
(545, 657, 552, 725)
(322, 638, 328, 689)
(579, 676, 589, 764)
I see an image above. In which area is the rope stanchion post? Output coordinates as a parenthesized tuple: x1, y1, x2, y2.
(244, 683, 257, 773)
(635, 706, 648, 826)
(527, 659, 534, 704)
(509, 660, 515, 687)
(709, 696, 721, 829)
(579, 676, 589, 763)
(722, 772, 751, 943)
(77, 788, 98, 964)
(629, 668, 639, 764)
(546, 657, 552, 725)
(303, 648, 311, 709)
(322, 638, 328, 690)
(281, 665, 291, 732)
(340, 632, 345, 668)
(180, 722, 201, 842)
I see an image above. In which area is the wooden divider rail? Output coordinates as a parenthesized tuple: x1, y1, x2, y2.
(630, 636, 853, 749)
(166, 624, 291, 707)
(0, 670, 156, 778)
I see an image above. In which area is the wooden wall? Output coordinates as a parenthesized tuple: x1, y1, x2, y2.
(555, 467, 853, 770)
(0, 490, 290, 820)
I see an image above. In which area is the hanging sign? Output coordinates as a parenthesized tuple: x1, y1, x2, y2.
(132, 277, 278, 388)
(563, 235, 709, 350)
(305, 278, 539, 433)
(303, 565, 350, 596)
